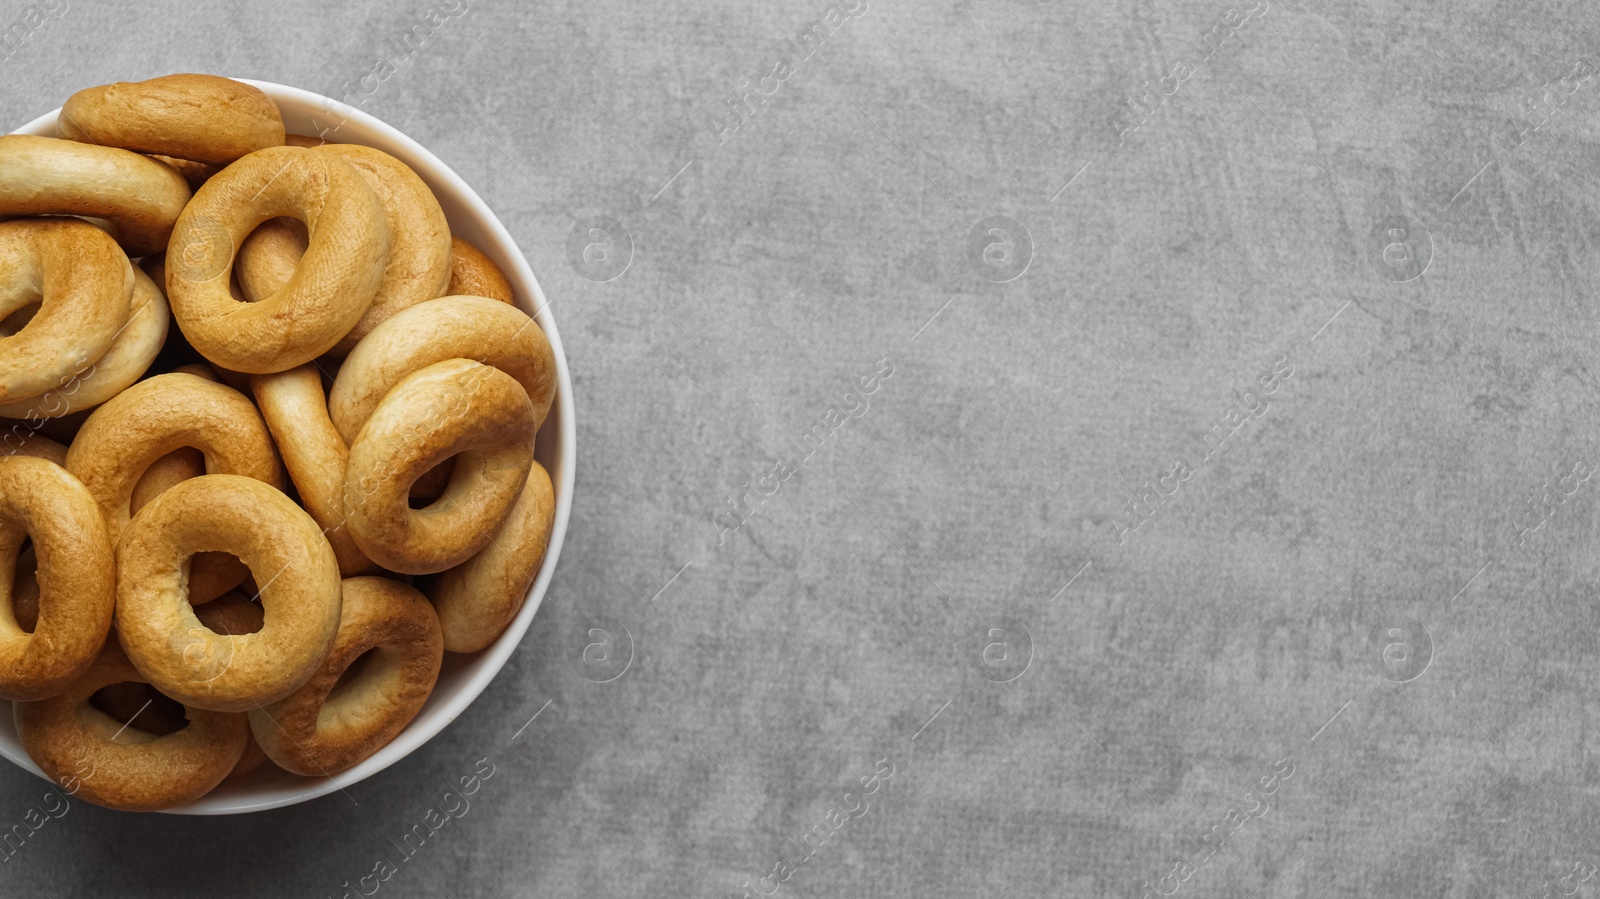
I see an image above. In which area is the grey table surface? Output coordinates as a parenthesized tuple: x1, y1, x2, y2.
(3, 0, 1599, 896)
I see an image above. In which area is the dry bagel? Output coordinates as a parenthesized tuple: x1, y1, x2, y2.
(128, 445, 252, 606)
(0, 134, 191, 256)
(13, 643, 248, 811)
(428, 460, 555, 653)
(115, 475, 342, 712)
(0, 219, 135, 407)
(250, 365, 376, 577)
(64, 372, 284, 535)
(343, 359, 534, 575)
(235, 144, 450, 355)
(0, 456, 116, 701)
(446, 237, 515, 305)
(60, 74, 285, 166)
(329, 295, 557, 441)
(166, 146, 390, 373)
(250, 576, 441, 775)
(0, 266, 168, 421)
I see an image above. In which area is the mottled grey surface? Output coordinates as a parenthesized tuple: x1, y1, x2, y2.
(4, 0, 1600, 896)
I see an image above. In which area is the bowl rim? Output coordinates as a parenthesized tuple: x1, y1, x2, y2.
(0, 78, 576, 814)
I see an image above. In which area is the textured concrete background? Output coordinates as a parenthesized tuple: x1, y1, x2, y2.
(4, 0, 1600, 896)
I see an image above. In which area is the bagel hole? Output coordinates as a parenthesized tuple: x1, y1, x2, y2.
(184, 552, 252, 608)
(331, 648, 377, 695)
(88, 683, 188, 737)
(7, 542, 39, 634)
(0, 302, 39, 337)
(408, 457, 458, 509)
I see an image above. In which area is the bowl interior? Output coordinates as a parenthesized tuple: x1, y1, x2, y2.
(0, 81, 574, 814)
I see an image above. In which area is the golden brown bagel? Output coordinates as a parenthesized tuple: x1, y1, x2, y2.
(343, 359, 534, 575)
(0, 266, 168, 421)
(329, 296, 557, 441)
(428, 460, 555, 653)
(0, 219, 135, 407)
(447, 237, 515, 304)
(129, 445, 251, 606)
(284, 134, 329, 148)
(235, 144, 450, 355)
(0, 456, 116, 701)
(65, 372, 283, 535)
(250, 577, 442, 775)
(115, 475, 342, 712)
(60, 74, 285, 166)
(166, 146, 390, 373)
(250, 365, 376, 577)
(0, 134, 192, 256)
(14, 643, 248, 811)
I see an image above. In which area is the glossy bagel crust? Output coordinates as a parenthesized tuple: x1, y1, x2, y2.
(64, 372, 284, 536)
(329, 296, 557, 441)
(446, 237, 515, 305)
(0, 456, 116, 701)
(165, 146, 390, 373)
(0, 219, 135, 407)
(343, 359, 535, 575)
(0, 134, 192, 256)
(428, 460, 555, 653)
(250, 576, 442, 776)
(115, 475, 342, 712)
(250, 365, 376, 577)
(13, 643, 248, 812)
(0, 266, 168, 421)
(59, 74, 285, 166)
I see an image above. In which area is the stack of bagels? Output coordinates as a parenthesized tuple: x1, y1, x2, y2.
(0, 74, 557, 811)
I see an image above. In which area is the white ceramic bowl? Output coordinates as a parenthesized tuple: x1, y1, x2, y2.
(0, 80, 575, 814)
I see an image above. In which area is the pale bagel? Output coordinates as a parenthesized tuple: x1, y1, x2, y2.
(0, 134, 191, 256)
